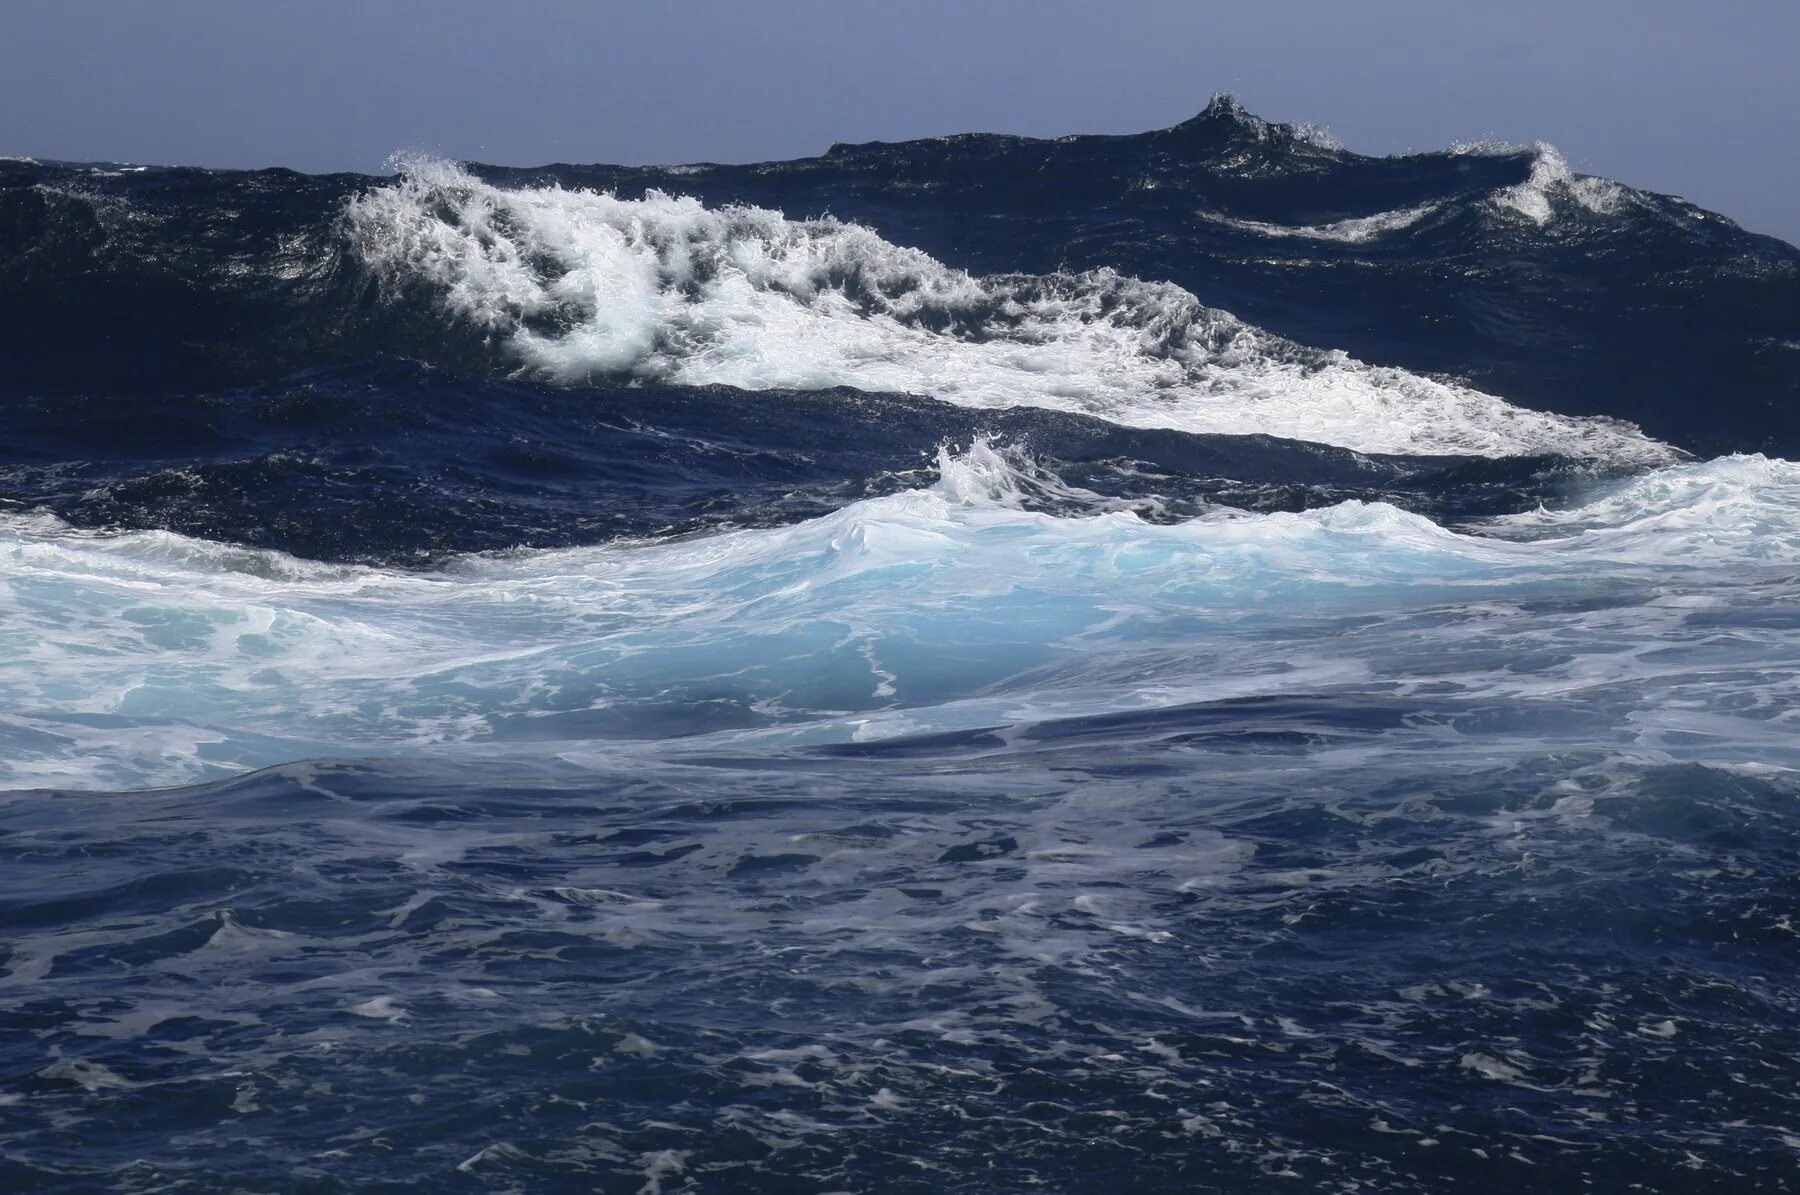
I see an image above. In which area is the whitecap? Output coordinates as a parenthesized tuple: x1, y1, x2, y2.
(345, 157, 1668, 463)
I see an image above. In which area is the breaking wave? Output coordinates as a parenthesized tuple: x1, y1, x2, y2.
(345, 158, 1669, 462)
(4, 444, 1793, 791)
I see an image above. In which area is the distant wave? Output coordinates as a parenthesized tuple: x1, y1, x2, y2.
(5, 102, 1794, 457)
(345, 158, 1669, 462)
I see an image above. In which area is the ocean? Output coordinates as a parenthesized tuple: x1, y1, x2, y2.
(2, 97, 1798, 1191)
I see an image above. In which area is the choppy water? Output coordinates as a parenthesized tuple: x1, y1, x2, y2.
(2, 98, 1799, 1192)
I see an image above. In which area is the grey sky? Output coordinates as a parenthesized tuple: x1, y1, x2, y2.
(2, 0, 1795, 244)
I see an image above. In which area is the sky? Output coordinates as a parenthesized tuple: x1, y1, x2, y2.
(2, 0, 1795, 244)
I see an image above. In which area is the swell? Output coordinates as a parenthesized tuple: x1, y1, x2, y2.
(4, 98, 1795, 456)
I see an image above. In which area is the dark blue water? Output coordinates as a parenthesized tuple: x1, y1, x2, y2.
(2, 99, 1799, 1192)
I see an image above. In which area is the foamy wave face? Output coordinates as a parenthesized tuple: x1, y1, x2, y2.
(1490, 452, 1800, 553)
(346, 158, 1669, 463)
(4, 446, 1795, 791)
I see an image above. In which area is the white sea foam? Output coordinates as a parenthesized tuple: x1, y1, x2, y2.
(345, 157, 1668, 463)
(1199, 203, 1439, 244)
(3, 448, 1797, 791)
(1489, 453, 1800, 557)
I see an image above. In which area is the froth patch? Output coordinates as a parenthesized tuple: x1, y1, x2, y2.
(1198, 203, 1439, 244)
